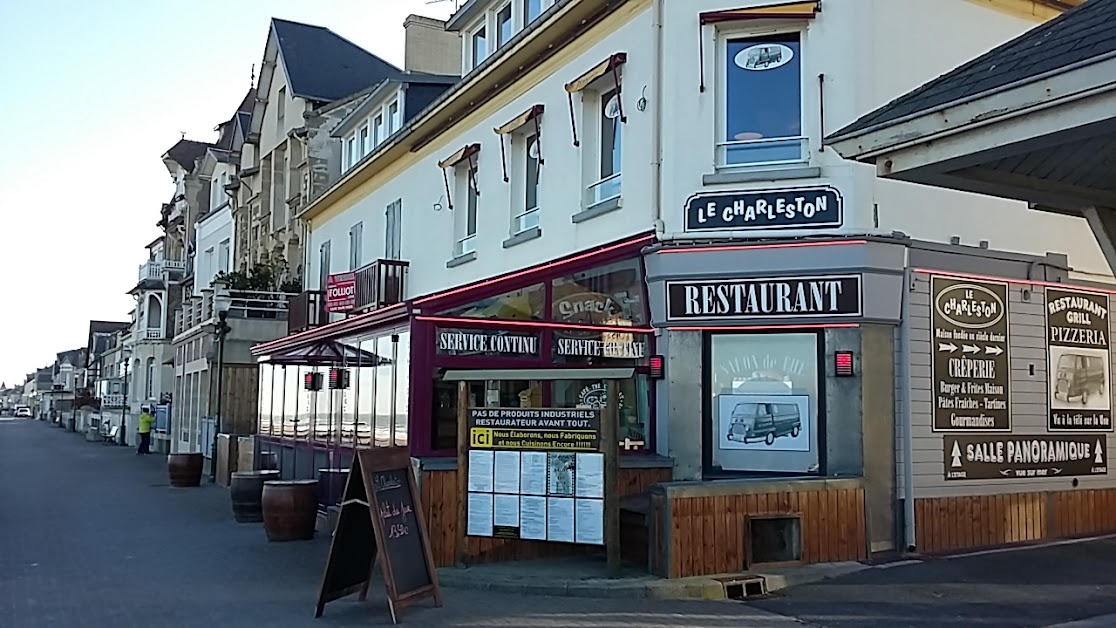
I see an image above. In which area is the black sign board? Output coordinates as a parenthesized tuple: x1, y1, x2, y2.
(1046, 287, 1112, 431)
(467, 407, 601, 451)
(931, 276, 1011, 431)
(944, 434, 1108, 480)
(665, 275, 861, 321)
(684, 186, 843, 231)
(315, 448, 441, 624)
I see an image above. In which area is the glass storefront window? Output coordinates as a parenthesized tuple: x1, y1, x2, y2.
(375, 336, 394, 447)
(441, 283, 545, 321)
(272, 366, 288, 437)
(393, 332, 410, 447)
(551, 259, 647, 327)
(285, 365, 303, 439)
(552, 376, 651, 452)
(354, 337, 376, 446)
(708, 332, 820, 474)
(430, 378, 544, 450)
(258, 364, 273, 436)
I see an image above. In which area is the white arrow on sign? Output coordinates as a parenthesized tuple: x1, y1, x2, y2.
(984, 346, 1004, 356)
(938, 343, 958, 353)
(962, 344, 980, 354)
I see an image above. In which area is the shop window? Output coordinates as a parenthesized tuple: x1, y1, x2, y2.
(551, 258, 647, 327)
(552, 376, 650, 452)
(258, 364, 273, 436)
(375, 335, 394, 447)
(354, 337, 376, 446)
(708, 332, 820, 474)
(432, 378, 543, 450)
(393, 332, 410, 447)
(442, 283, 545, 321)
(719, 33, 805, 168)
(436, 327, 541, 358)
(303, 365, 329, 443)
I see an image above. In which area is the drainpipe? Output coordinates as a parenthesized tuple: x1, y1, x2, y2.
(900, 252, 916, 553)
(650, 0, 665, 237)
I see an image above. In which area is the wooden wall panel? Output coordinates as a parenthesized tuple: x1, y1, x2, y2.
(916, 489, 1116, 555)
(420, 466, 670, 568)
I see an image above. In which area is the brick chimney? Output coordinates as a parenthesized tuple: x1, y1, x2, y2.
(403, 15, 461, 75)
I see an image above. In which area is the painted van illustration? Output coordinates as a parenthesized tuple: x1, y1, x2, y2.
(1054, 352, 1107, 404)
(725, 402, 801, 446)
(745, 45, 783, 69)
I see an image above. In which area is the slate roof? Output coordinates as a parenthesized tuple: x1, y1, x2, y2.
(829, 0, 1116, 139)
(164, 139, 214, 171)
(272, 18, 402, 103)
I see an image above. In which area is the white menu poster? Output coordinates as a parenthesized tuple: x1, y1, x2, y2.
(575, 499, 604, 545)
(467, 450, 494, 493)
(520, 452, 548, 495)
(466, 492, 493, 537)
(575, 453, 604, 498)
(493, 451, 521, 494)
(546, 497, 575, 543)
(493, 493, 520, 527)
(519, 495, 547, 540)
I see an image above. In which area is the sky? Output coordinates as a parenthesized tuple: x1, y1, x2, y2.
(0, 0, 460, 387)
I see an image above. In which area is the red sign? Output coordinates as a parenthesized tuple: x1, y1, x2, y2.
(325, 272, 356, 312)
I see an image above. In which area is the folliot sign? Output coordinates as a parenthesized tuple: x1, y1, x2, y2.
(684, 186, 842, 231)
(665, 275, 861, 321)
(325, 272, 357, 313)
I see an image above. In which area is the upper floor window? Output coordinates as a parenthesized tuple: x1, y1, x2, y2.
(319, 240, 331, 290)
(358, 125, 369, 159)
(388, 101, 400, 135)
(276, 87, 287, 131)
(518, 134, 541, 233)
(524, 0, 547, 23)
(438, 144, 481, 258)
(374, 114, 385, 146)
(349, 222, 363, 270)
(594, 88, 623, 204)
(566, 53, 626, 209)
(496, 3, 513, 48)
(385, 200, 402, 260)
(720, 33, 804, 168)
(471, 25, 488, 69)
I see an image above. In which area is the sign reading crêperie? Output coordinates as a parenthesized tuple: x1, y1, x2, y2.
(684, 186, 843, 231)
(665, 275, 861, 320)
(1046, 287, 1112, 431)
(931, 276, 1011, 431)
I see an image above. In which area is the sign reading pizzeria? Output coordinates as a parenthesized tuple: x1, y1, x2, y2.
(665, 275, 861, 320)
(944, 434, 1107, 480)
(684, 186, 843, 232)
(1046, 287, 1112, 431)
(931, 276, 1011, 431)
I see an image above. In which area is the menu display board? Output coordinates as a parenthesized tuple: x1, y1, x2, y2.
(1046, 287, 1112, 431)
(930, 276, 1011, 432)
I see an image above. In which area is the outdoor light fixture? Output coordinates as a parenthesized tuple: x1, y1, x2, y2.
(210, 281, 233, 483)
(834, 351, 855, 377)
(304, 372, 323, 391)
(648, 355, 664, 380)
(328, 367, 350, 390)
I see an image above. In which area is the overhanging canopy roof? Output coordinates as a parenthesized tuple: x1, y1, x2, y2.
(825, 0, 1116, 214)
(260, 339, 392, 366)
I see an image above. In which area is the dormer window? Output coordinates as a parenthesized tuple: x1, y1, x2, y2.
(471, 25, 488, 69)
(524, 0, 546, 23)
(496, 3, 513, 47)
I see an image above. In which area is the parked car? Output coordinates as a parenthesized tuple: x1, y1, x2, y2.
(15, 406, 32, 418)
(726, 401, 801, 446)
(1054, 352, 1106, 404)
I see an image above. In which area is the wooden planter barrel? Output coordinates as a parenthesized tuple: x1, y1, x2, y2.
(261, 480, 318, 542)
(168, 453, 204, 488)
(230, 470, 280, 523)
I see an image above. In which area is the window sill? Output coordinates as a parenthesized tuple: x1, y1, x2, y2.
(702, 165, 821, 186)
(445, 251, 477, 268)
(572, 196, 622, 223)
(502, 226, 542, 248)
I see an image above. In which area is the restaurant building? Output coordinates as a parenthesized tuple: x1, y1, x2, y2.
(249, 0, 1111, 575)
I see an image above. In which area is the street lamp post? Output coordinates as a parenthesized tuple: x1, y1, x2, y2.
(210, 283, 233, 483)
(120, 348, 132, 446)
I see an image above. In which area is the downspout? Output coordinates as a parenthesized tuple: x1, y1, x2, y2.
(650, 0, 665, 237)
(900, 251, 916, 553)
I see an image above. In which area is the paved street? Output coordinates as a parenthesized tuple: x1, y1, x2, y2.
(0, 418, 795, 627)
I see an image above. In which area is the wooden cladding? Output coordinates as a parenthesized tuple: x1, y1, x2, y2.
(915, 488, 1116, 555)
(655, 486, 867, 579)
(419, 465, 671, 567)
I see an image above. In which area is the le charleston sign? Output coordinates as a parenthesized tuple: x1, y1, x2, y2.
(684, 186, 843, 232)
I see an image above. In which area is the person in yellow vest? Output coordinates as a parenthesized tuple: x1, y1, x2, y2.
(137, 406, 156, 455)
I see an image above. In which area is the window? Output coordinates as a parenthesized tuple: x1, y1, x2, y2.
(348, 222, 363, 270)
(345, 136, 357, 172)
(358, 125, 369, 159)
(515, 134, 541, 233)
(720, 33, 804, 167)
(145, 357, 155, 400)
(588, 88, 622, 204)
(456, 175, 478, 256)
(276, 87, 286, 131)
(385, 200, 402, 260)
(496, 4, 513, 48)
(387, 100, 400, 135)
(441, 283, 546, 321)
(524, 0, 546, 23)
(707, 332, 820, 474)
(373, 115, 384, 147)
(204, 247, 215, 284)
(319, 241, 331, 290)
(471, 25, 488, 68)
(218, 239, 230, 273)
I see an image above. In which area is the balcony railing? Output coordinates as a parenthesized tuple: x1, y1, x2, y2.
(288, 290, 326, 335)
(144, 328, 164, 341)
(138, 259, 187, 283)
(353, 259, 408, 313)
(101, 394, 124, 408)
(175, 289, 296, 338)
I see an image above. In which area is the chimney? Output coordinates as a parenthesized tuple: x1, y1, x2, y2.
(403, 15, 462, 75)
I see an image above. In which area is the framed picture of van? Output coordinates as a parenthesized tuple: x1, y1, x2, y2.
(717, 394, 811, 453)
(1046, 287, 1113, 432)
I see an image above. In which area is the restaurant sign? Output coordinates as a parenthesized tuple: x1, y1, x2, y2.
(944, 434, 1107, 480)
(684, 186, 842, 231)
(931, 276, 1011, 431)
(1046, 287, 1112, 431)
(325, 272, 357, 313)
(665, 275, 861, 320)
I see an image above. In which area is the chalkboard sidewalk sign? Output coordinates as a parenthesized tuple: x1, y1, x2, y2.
(315, 447, 441, 624)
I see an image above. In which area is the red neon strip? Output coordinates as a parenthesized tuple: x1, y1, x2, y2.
(415, 234, 656, 304)
(252, 302, 408, 354)
(911, 268, 1116, 294)
(666, 323, 860, 331)
(416, 315, 655, 334)
(658, 240, 868, 254)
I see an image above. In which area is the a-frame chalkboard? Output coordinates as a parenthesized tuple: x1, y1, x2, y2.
(315, 448, 441, 623)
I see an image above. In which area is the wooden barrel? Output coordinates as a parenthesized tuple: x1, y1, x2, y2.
(167, 453, 204, 487)
(258, 451, 279, 471)
(261, 480, 319, 541)
(230, 470, 279, 523)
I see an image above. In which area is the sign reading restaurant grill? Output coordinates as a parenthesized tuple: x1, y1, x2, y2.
(665, 275, 861, 320)
(944, 434, 1107, 480)
(931, 276, 1011, 431)
(684, 186, 843, 231)
(1046, 287, 1112, 431)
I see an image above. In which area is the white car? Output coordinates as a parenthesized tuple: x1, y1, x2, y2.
(14, 406, 32, 418)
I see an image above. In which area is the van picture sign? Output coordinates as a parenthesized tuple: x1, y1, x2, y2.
(684, 186, 842, 231)
(1046, 287, 1112, 431)
(930, 276, 1011, 432)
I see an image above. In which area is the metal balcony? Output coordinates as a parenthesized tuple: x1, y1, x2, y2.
(353, 259, 408, 313)
(288, 290, 326, 334)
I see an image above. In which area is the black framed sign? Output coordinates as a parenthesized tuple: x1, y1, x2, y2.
(1046, 287, 1112, 432)
(944, 434, 1107, 480)
(684, 186, 842, 231)
(665, 275, 861, 321)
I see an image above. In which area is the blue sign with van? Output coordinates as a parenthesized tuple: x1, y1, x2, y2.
(684, 186, 842, 231)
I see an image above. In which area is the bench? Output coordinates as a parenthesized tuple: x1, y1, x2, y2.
(100, 423, 119, 444)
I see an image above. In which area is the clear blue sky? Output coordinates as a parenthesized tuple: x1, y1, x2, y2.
(0, 0, 456, 387)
